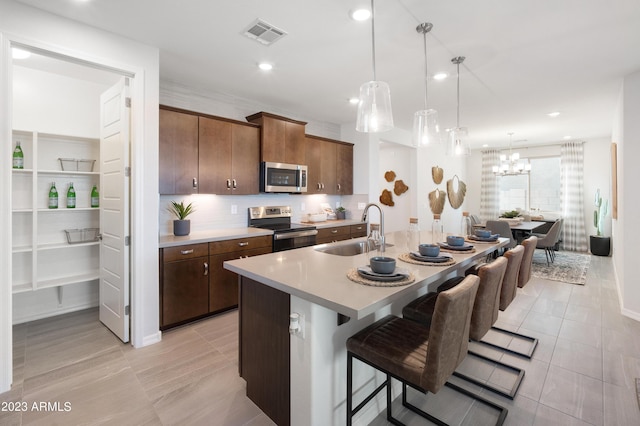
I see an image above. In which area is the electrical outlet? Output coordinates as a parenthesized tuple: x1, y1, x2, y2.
(358, 202, 366, 210)
(301, 202, 306, 211)
(336, 201, 341, 209)
(231, 205, 238, 214)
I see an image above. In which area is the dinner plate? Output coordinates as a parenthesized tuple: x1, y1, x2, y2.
(438, 242, 474, 251)
(357, 266, 409, 282)
(409, 252, 452, 263)
(468, 234, 499, 242)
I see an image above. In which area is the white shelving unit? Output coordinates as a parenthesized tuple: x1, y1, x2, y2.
(11, 130, 100, 295)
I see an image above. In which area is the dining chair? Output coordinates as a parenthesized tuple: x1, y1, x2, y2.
(347, 275, 507, 425)
(485, 220, 516, 252)
(535, 219, 563, 265)
(518, 236, 538, 287)
(403, 257, 525, 400)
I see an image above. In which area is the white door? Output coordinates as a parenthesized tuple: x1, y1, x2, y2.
(99, 77, 131, 342)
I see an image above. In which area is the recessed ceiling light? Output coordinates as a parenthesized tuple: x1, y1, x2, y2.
(482, 144, 489, 148)
(350, 9, 371, 21)
(258, 63, 273, 71)
(433, 72, 448, 81)
(563, 135, 572, 140)
(11, 48, 31, 60)
(348, 97, 360, 105)
(547, 111, 560, 118)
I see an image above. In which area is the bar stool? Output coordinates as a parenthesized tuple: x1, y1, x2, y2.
(404, 257, 525, 400)
(518, 236, 537, 288)
(346, 275, 507, 426)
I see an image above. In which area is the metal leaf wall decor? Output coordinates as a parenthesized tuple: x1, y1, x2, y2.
(432, 166, 443, 184)
(446, 175, 467, 209)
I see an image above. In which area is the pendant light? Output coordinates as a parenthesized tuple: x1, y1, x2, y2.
(355, 0, 393, 133)
(447, 56, 470, 156)
(412, 22, 439, 146)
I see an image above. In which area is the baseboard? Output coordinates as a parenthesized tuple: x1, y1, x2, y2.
(611, 261, 640, 322)
(139, 331, 162, 348)
(12, 302, 98, 325)
(621, 308, 640, 322)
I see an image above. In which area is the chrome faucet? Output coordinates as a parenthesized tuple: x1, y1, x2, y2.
(361, 203, 385, 252)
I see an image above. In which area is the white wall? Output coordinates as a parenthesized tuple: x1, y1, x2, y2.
(1, 0, 159, 393)
(613, 70, 640, 320)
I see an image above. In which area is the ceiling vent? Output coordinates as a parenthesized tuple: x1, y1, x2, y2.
(243, 19, 287, 45)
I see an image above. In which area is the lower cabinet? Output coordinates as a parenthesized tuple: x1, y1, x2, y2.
(160, 235, 272, 329)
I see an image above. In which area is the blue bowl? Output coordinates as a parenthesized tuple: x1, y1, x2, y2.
(418, 244, 440, 257)
(446, 236, 465, 246)
(369, 256, 396, 274)
(475, 229, 492, 238)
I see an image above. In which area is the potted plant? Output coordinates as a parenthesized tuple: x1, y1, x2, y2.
(336, 206, 347, 220)
(168, 201, 195, 236)
(590, 189, 610, 256)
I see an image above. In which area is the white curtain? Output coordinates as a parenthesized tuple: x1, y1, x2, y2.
(480, 150, 500, 222)
(560, 141, 588, 251)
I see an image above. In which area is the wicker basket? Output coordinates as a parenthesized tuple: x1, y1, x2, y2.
(58, 158, 96, 172)
(64, 228, 100, 244)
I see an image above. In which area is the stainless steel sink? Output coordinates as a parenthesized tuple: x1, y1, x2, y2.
(314, 241, 393, 256)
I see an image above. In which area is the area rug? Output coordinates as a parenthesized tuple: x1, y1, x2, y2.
(531, 250, 590, 285)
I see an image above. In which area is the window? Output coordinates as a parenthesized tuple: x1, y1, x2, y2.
(498, 156, 561, 213)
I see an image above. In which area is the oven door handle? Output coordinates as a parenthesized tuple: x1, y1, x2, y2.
(273, 229, 318, 240)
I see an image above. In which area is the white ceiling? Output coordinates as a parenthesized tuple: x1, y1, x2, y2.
(14, 0, 640, 149)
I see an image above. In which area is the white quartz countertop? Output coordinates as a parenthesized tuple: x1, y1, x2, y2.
(224, 231, 507, 320)
(159, 227, 273, 248)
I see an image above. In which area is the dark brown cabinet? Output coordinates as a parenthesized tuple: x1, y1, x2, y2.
(160, 106, 260, 195)
(305, 135, 353, 195)
(246, 112, 306, 164)
(159, 108, 199, 195)
(316, 223, 367, 244)
(209, 235, 272, 313)
(160, 243, 210, 328)
(199, 116, 260, 195)
(160, 235, 272, 329)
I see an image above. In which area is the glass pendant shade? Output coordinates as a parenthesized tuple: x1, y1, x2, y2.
(412, 109, 439, 146)
(446, 126, 469, 156)
(356, 80, 394, 133)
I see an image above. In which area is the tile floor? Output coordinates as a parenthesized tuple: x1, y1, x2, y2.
(1, 254, 639, 425)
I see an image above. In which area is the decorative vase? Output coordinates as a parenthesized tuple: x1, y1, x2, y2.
(590, 235, 610, 256)
(173, 219, 190, 236)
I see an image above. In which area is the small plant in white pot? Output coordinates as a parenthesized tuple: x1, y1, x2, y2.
(168, 201, 195, 236)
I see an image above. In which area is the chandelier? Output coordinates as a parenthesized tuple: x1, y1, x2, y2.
(493, 132, 531, 175)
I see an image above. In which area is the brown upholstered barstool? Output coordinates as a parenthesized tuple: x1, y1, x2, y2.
(346, 275, 507, 426)
(478, 245, 538, 359)
(404, 257, 525, 400)
(518, 236, 538, 287)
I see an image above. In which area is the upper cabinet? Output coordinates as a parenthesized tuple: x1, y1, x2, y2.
(246, 112, 306, 165)
(305, 135, 353, 195)
(159, 108, 198, 195)
(159, 106, 260, 195)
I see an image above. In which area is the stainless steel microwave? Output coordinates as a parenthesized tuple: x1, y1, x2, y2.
(261, 162, 308, 193)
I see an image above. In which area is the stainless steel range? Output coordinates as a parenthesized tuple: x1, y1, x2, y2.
(248, 206, 318, 252)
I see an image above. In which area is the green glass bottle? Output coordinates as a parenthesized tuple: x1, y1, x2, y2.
(90, 185, 99, 208)
(66, 182, 76, 208)
(13, 141, 24, 169)
(48, 182, 58, 209)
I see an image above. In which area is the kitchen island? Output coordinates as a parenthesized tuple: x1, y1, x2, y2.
(224, 231, 507, 425)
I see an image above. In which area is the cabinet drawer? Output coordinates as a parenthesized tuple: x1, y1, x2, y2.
(163, 243, 209, 262)
(317, 226, 350, 241)
(350, 223, 367, 237)
(209, 235, 272, 255)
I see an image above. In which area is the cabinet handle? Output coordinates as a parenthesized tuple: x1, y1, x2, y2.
(180, 249, 194, 255)
(355, 226, 363, 230)
(193, 178, 198, 189)
(232, 179, 237, 189)
(203, 262, 209, 276)
(331, 229, 338, 234)
(322, 183, 325, 189)
(238, 242, 249, 247)
(337, 183, 341, 191)
(226, 179, 231, 189)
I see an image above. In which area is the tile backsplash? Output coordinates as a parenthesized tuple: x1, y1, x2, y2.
(159, 193, 369, 236)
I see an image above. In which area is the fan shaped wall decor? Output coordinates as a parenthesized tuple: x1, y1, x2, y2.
(428, 188, 446, 214)
(446, 175, 466, 209)
(432, 166, 443, 184)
